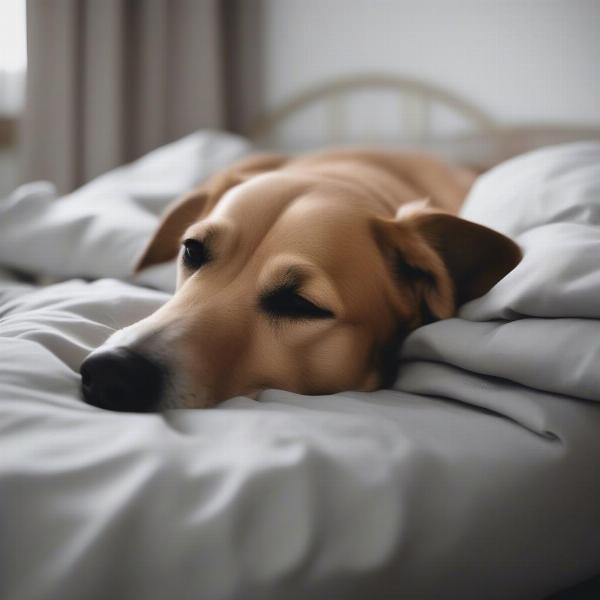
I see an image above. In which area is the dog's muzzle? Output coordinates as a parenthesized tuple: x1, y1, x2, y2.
(80, 347, 164, 412)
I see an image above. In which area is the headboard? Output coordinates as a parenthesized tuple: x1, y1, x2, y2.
(249, 74, 600, 167)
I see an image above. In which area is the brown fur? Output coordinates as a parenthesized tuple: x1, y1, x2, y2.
(118, 149, 521, 408)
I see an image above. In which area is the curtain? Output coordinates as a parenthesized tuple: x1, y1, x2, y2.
(21, 0, 228, 194)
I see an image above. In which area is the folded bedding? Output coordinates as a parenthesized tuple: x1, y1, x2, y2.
(1, 137, 600, 600)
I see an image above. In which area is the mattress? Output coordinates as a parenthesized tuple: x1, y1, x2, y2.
(1, 134, 600, 600)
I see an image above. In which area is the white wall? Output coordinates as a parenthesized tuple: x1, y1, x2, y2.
(257, 0, 599, 129)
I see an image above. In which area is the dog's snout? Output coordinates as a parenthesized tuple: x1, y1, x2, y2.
(80, 347, 164, 412)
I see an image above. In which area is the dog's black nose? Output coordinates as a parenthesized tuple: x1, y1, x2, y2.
(80, 348, 164, 412)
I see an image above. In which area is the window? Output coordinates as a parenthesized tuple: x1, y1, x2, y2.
(0, 0, 26, 194)
(0, 0, 27, 117)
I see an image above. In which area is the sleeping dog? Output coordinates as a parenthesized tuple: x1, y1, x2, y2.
(80, 150, 521, 411)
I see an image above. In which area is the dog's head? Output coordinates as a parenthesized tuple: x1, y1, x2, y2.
(80, 154, 521, 411)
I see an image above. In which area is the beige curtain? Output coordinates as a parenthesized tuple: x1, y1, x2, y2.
(21, 0, 228, 194)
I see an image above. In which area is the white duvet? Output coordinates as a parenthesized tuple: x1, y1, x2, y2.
(1, 136, 600, 600)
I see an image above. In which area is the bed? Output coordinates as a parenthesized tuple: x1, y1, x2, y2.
(1, 77, 600, 600)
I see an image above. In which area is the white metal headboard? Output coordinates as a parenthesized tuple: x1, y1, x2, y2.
(249, 74, 498, 146)
(248, 74, 600, 166)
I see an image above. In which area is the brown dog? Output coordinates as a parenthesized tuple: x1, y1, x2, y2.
(80, 149, 521, 411)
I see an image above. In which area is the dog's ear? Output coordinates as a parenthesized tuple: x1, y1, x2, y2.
(134, 188, 210, 271)
(375, 210, 521, 323)
(135, 153, 288, 271)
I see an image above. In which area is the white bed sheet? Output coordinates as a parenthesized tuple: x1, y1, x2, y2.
(1, 139, 600, 600)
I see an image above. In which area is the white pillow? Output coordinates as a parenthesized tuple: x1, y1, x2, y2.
(0, 130, 251, 291)
(461, 141, 600, 236)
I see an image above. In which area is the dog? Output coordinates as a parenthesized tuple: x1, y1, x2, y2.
(80, 149, 521, 411)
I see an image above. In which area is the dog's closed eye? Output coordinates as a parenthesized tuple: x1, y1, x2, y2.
(260, 286, 334, 320)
